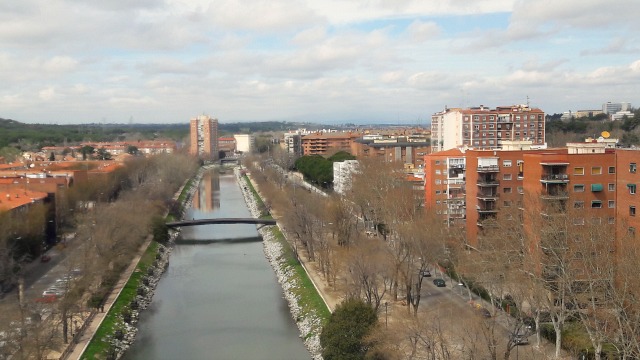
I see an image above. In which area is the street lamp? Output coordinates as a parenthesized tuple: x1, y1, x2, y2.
(385, 302, 388, 328)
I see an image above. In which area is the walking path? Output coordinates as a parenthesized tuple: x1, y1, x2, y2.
(63, 236, 152, 360)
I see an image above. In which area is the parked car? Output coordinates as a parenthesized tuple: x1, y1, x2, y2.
(40, 255, 51, 263)
(478, 307, 491, 318)
(433, 278, 446, 287)
(513, 334, 529, 345)
(420, 270, 432, 277)
(42, 290, 59, 297)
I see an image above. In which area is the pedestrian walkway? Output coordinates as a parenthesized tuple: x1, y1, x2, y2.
(63, 236, 152, 360)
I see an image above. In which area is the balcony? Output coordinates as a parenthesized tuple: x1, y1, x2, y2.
(540, 191, 569, 200)
(477, 165, 499, 172)
(476, 204, 498, 213)
(477, 192, 498, 201)
(477, 180, 499, 187)
(540, 174, 569, 183)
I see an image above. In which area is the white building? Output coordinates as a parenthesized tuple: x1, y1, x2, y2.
(333, 160, 359, 195)
(602, 101, 631, 115)
(233, 134, 255, 153)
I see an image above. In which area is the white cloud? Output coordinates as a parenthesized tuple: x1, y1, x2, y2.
(405, 20, 440, 43)
(0, 0, 637, 123)
(43, 56, 79, 73)
(39, 87, 57, 101)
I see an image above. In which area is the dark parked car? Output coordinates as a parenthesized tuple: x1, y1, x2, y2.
(513, 334, 529, 345)
(478, 307, 491, 318)
(40, 255, 51, 263)
(433, 278, 446, 287)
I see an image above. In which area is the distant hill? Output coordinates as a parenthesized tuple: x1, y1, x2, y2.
(0, 118, 314, 150)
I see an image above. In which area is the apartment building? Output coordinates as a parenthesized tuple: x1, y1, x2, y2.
(431, 104, 546, 153)
(218, 137, 236, 154)
(425, 140, 636, 248)
(333, 160, 359, 195)
(190, 115, 219, 159)
(301, 132, 361, 156)
(351, 135, 430, 169)
(423, 148, 466, 227)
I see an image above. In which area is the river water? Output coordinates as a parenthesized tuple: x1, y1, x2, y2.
(124, 170, 311, 360)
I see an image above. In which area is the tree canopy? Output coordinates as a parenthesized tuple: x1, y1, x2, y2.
(294, 151, 356, 188)
(320, 298, 378, 360)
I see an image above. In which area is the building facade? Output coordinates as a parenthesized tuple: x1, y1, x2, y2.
(431, 104, 546, 153)
(333, 160, 359, 195)
(190, 115, 219, 159)
(234, 134, 255, 153)
(351, 135, 430, 169)
(301, 132, 361, 156)
(425, 141, 638, 248)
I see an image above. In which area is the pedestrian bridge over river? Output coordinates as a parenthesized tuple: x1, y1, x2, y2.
(166, 218, 277, 228)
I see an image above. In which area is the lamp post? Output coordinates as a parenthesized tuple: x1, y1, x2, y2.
(385, 302, 388, 328)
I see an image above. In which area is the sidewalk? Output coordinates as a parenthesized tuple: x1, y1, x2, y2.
(63, 236, 152, 360)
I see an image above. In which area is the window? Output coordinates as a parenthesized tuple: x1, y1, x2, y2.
(574, 218, 585, 225)
(435, 180, 441, 185)
(436, 200, 441, 204)
(435, 160, 440, 165)
(609, 183, 615, 191)
(435, 170, 441, 175)
(591, 200, 602, 208)
(503, 160, 512, 167)
(503, 200, 512, 207)
(574, 167, 585, 175)
(482, 124, 487, 129)
(503, 187, 512, 193)
(517, 186, 523, 194)
(435, 190, 441, 195)
(591, 166, 602, 175)
(629, 227, 636, 237)
(503, 173, 512, 180)
(629, 184, 637, 194)
(574, 201, 584, 209)
(574, 184, 585, 192)
(608, 217, 615, 224)
(631, 206, 637, 216)
(631, 163, 637, 173)
(608, 200, 615, 208)
(609, 166, 616, 174)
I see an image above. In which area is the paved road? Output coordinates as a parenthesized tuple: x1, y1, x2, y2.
(415, 270, 568, 360)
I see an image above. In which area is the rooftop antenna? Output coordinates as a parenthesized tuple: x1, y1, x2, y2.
(526, 95, 530, 108)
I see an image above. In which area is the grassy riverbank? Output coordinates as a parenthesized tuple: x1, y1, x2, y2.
(242, 174, 330, 328)
(81, 241, 159, 359)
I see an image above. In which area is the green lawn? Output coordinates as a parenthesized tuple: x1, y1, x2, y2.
(81, 242, 159, 359)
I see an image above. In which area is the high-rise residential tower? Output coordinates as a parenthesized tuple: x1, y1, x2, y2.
(190, 115, 219, 159)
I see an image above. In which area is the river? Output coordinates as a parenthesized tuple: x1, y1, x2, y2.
(124, 170, 311, 360)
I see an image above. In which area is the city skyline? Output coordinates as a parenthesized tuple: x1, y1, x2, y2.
(1, 0, 638, 124)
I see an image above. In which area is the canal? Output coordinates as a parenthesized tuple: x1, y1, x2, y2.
(124, 170, 311, 360)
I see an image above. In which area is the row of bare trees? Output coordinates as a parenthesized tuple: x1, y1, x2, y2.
(249, 149, 640, 359)
(0, 153, 198, 359)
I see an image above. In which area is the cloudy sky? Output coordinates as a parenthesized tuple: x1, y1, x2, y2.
(1, 0, 639, 124)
